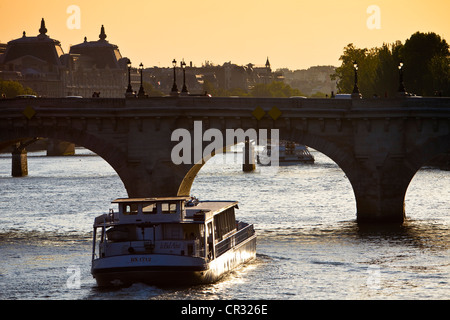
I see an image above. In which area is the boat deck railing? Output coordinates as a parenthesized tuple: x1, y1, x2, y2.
(215, 224, 255, 258)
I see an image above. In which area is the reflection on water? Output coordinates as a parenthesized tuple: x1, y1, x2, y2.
(0, 149, 448, 299)
(355, 220, 449, 251)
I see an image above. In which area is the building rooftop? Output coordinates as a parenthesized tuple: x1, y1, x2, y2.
(1, 18, 64, 66)
(69, 25, 124, 69)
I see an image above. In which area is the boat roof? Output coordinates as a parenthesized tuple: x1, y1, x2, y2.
(111, 197, 190, 203)
(112, 197, 237, 216)
(111, 197, 238, 212)
(186, 200, 238, 214)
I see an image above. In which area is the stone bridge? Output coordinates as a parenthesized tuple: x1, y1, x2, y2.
(1, 96, 449, 223)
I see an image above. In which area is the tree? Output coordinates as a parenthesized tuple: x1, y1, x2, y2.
(401, 32, 450, 96)
(143, 82, 164, 97)
(332, 32, 450, 97)
(373, 41, 402, 97)
(250, 81, 305, 97)
(310, 91, 328, 98)
(331, 43, 378, 97)
(202, 80, 219, 96)
(0, 80, 36, 98)
(428, 55, 450, 96)
(227, 87, 249, 97)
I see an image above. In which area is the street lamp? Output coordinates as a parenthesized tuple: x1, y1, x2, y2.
(351, 61, 362, 99)
(171, 59, 179, 96)
(125, 59, 135, 98)
(181, 59, 189, 95)
(397, 60, 407, 96)
(138, 62, 146, 98)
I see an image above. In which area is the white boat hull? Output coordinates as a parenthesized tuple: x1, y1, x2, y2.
(92, 234, 256, 286)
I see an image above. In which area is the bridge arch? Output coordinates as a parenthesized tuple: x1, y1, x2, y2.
(0, 124, 134, 195)
(177, 128, 360, 219)
(176, 125, 450, 224)
(405, 133, 450, 177)
(403, 133, 450, 212)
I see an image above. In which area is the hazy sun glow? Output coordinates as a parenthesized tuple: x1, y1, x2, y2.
(0, 0, 448, 69)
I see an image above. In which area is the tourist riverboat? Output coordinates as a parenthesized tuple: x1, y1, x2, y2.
(91, 196, 256, 286)
(257, 141, 314, 165)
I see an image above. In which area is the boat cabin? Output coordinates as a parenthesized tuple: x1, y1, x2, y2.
(92, 197, 241, 261)
(109, 197, 190, 224)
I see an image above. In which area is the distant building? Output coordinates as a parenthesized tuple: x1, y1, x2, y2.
(0, 18, 65, 97)
(282, 66, 337, 96)
(143, 58, 281, 95)
(0, 19, 129, 98)
(65, 25, 129, 97)
(0, 43, 7, 54)
(0, 18, 334, 98)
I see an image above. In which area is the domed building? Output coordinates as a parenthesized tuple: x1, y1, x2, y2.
(0, 19, 130, 98)
(65, 25, 130, 97)
(0, 18, 65, 97)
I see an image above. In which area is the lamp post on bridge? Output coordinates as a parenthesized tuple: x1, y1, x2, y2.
(181, 59, 189, 96)
(171, 59, 179, 96)
(138, 62, 147, 98)
(125, 59, 135, 98)
(397, 60, 408, 97)
(351, 61, 362, 99)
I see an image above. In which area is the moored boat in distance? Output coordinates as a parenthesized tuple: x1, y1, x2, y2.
(257, 141, 314, 165)
(91, 196, 256, 286)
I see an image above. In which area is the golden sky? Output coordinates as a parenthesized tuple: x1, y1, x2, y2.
(0, 0, 449, 69)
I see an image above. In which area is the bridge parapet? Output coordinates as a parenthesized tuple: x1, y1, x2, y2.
(2, 96, 449, 113)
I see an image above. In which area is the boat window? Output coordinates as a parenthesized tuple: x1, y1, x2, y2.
(199, 224, 205, 241)
(213, 207, 236, 241)
(142, 202, 157, 214)
(183, 224, 201, 240)
(214, 222, 219, 240)
(207, 222, 212, 235)
(106, 226, 130, 241)
(163, 224, 182, 239)
(161, 202, 177, 214)
(124, 203, 138, 215)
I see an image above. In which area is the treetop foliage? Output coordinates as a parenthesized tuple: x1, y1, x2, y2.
(0, 80, 36, 98)
(202, 80, 306, 98)
(331, 32, 450, 97)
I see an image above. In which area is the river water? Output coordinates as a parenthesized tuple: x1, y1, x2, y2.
(0, 148, 448, 300)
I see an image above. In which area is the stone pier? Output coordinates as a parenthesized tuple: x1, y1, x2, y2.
(11, 144, 28, 177)
(242, 137, 256, 172)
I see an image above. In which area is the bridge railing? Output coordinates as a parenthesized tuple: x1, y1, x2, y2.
(215, 223, 255, 258)
(1, 97, 449, 114)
